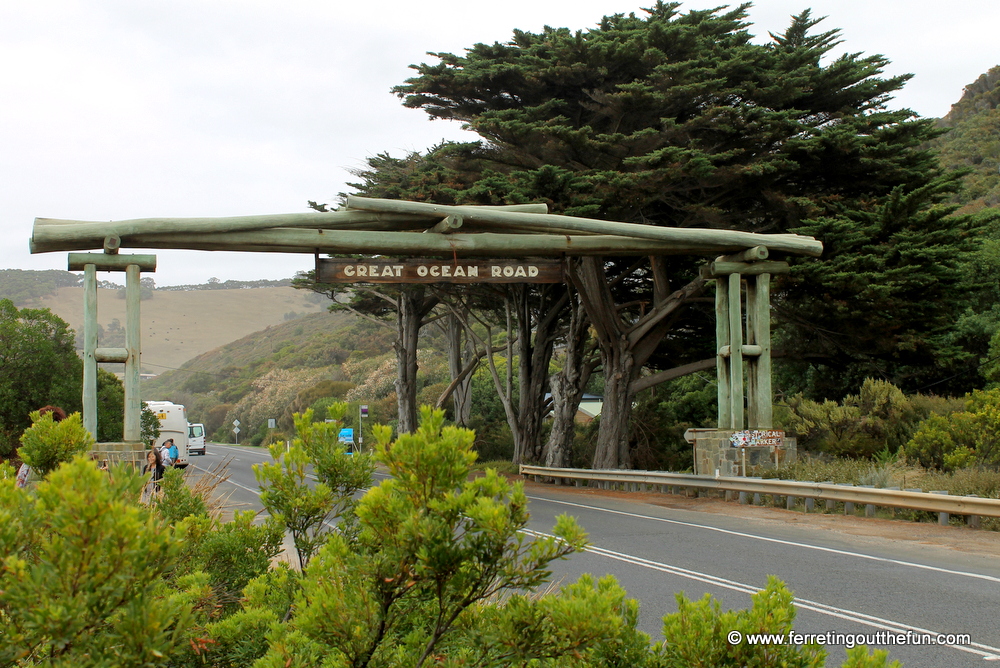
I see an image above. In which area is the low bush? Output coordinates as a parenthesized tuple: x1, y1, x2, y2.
(17, 411, 93, 477)
(776, 379, 954, 458)
(904, 388, 1000, 470)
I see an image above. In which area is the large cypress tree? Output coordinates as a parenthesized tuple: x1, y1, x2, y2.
(356, 3, 984, 467)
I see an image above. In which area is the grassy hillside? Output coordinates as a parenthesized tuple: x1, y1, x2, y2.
(142, 310, 423, 443)
(934, 65, 1000, 210)
(21, 285, 328, 373)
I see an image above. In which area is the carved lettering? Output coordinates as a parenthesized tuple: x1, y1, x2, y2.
(317, 258, 562, 284)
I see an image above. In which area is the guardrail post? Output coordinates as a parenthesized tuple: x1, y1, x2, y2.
(739, 491, 748, 504)
(930, 491, 949, 525)
(753, 493, 762, 505)
(860, 485, 876, 517)
(805, 497, 815, 512)
(844, 501, 856, 515)
(968, 495, 981, 529)
(885, 487, 899, 516)
(823, 482, 836, 511)
(786, 496, 795, 510)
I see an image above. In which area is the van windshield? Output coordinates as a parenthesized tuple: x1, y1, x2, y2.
(189, 425, 204, 437)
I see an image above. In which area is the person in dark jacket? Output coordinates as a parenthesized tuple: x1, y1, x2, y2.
(143, 448, 165, 484)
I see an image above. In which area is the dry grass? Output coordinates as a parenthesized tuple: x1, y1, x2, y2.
(25, 286, 327, 372)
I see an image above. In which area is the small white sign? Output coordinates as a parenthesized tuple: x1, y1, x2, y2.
(232, 426, 241, 435)
(268, 418, 276, 429)
(233, 419, 241, 427)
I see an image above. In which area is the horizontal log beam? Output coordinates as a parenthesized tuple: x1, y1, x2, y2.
(95, 347, 129, 363)
(67, 253, 157, 272)
(36, 229, 816, 258)
(717, 344, 763, 358)
(31, 203, 549, 253)
(347, 196, 824, 257)
(700, 260, 790, 278)
(718, 245, 768, 262)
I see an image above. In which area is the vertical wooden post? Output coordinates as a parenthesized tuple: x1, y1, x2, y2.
(82, 264, 98, 439)
(745, 277, 758, 427)
(751, 274, 772, 428)
(124, 264, 141, 441)
(715, 277, 730, 428)
(728, 272, 743, 430)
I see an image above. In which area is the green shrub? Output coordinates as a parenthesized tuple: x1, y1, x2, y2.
(156, 466, 208, 524)
(656, 576, 900, 668)
(778, 379, 940, 458)
(0, 457, 190, 664)
(17, 411, 94, 477)
(904, 388, 1000, 470)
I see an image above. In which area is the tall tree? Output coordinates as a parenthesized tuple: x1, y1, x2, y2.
(0, 299, 81, 456)
(389, 3, 984, 467)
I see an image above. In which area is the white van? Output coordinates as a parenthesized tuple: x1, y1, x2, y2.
(188, 423, 206, 456)
(145, 401, 189, 468)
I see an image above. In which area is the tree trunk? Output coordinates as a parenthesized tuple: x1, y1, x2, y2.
(543, 290, 593, 468)
(395, 286, 437, 434)
(444, 312, 473, 427)
(592, 343, 634, 469)
(570, 257, 706, 469)
(514, 285, 566, 463)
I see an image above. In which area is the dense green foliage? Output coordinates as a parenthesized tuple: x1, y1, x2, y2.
(383, 3, 988, 402)
(17, 411, 94, 477)
(253, 407, 375, 567)
(1, 406, 906, 667)
(775, 379, 957, 458)
(0, 457, 190, 665)
(0, 299, 82, 457)
(904, 388, 1000, 470)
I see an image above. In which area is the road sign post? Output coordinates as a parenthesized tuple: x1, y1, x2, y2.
(233, 419, 241, 445)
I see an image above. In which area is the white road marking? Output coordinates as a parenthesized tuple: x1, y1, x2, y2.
(527, 494, 1000, 584)
(524, 528, 1000, 660)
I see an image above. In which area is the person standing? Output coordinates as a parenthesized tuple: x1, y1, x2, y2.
(142, 448, 164, 483)
(167, 439, 179, 467)
(159, 439, 173, 467)
(141, 448, 164, 503)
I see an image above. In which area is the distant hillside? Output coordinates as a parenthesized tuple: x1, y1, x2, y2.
(9, 279, 329, 373)
(934, 66, 1000, 209)
(143, 309, 365, 399)
(142, 310, 413, 442)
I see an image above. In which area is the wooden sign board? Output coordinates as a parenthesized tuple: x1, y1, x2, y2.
(729, 429, 784, 448)
(316, 258, 564, 284)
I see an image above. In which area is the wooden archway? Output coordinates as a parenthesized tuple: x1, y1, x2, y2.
(31, 196, 823, 441)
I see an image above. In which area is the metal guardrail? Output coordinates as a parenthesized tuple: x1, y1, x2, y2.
(519, 465, 1000, 519)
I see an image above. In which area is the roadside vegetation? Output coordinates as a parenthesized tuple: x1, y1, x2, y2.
(1, 405, 900, 667)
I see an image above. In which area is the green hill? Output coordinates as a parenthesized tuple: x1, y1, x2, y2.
(934, 66, 1000, 210)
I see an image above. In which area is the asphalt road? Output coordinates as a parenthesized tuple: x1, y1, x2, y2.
(190, 443, 1000, 667)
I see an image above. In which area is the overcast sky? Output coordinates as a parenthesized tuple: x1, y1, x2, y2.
(3, 0, 997, 286)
